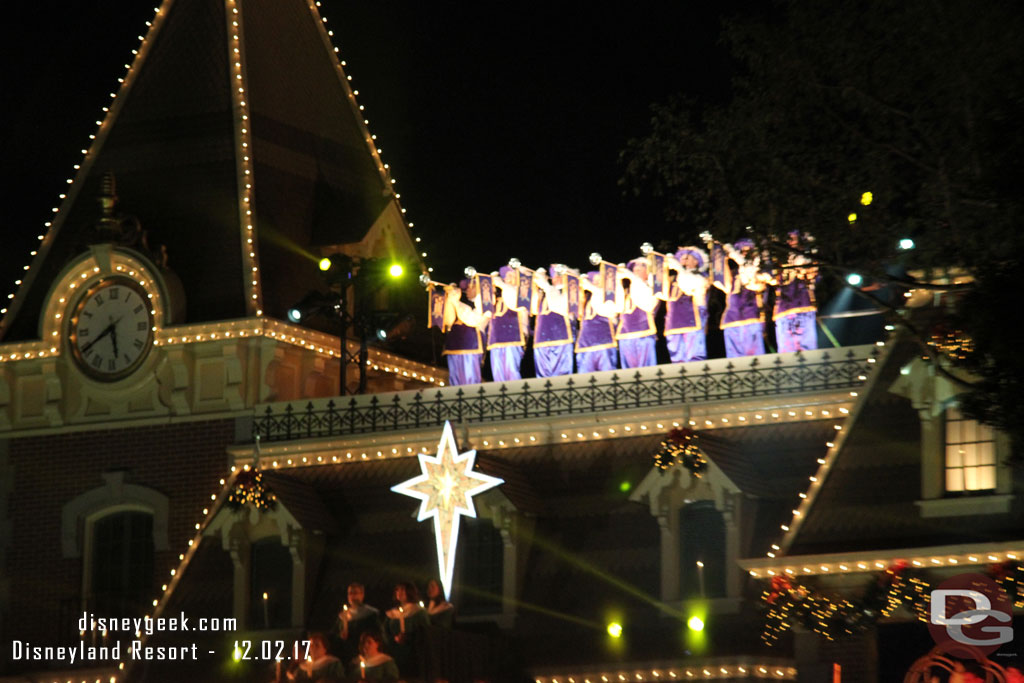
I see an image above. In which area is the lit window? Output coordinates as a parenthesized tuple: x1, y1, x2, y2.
(945, 407, 996, 492)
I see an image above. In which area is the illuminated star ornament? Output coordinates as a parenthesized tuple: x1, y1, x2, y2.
(391, 421, 503, 599)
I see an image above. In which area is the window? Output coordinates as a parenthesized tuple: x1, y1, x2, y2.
(457, 516, 504, 615)
(250, 538, 293, 629)
(945, 406, 996, 493)
(90, 511, 154, 616)
(679, 501, 726, 599)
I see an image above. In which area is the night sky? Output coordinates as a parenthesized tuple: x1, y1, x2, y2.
(0, 1, 752, 298)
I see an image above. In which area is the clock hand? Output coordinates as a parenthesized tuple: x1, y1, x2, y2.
(80, 322, 115, 355)
(107, 314, 125, 359)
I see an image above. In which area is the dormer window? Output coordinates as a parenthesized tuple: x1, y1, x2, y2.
(944, 406, 996, 493)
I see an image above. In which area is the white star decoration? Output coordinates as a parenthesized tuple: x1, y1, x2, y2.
(391, 421, 503, 600)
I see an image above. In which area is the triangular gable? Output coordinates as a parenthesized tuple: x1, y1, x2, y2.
(786, 337, 1023, 556)
(1, 0, 419, 342)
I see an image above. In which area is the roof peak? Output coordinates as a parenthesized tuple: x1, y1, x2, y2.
(1, 0, 420, 341)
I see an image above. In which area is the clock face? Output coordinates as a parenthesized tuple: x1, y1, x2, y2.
(68, 277, 155, 381)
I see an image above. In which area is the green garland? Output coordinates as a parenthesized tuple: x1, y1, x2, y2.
(653, 428, 708, 477)
(760, 561, 1023, 645)
(226, 468, 277, 511)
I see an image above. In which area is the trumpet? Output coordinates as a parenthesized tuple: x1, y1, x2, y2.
(641, 241, 677, 260)
(418, 273, 447, 289)
(588, 252, 619, 271)
(508, 258, 544, 276)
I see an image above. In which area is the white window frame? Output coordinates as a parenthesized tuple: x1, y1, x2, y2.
(943, 405, 998, 493)
(893, 360, 1013, 517)
(62, 472, 169, 611)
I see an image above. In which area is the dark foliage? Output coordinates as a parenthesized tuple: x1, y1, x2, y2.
(622, 0, 1024, 454)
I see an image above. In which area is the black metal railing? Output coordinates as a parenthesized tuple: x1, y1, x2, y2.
(254, 346, 878, 442)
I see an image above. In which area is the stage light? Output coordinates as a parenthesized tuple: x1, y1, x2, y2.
(619, 480, 631, 493)
(898, 238, 915, 250)
(318, 257, 332, 271)
(860, 191, 873, 205)
(687, 616, 705, 632)
(607, 622, 623, 638)
(374, 313, 415, 342)
(847, 213, 857, 223)
(287, 308, 302, 323)
(388, 263, 404, 278)
(846, 273, 863, 287)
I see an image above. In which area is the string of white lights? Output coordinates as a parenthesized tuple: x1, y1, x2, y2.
(0, 3, 169, 336)
(306, 0, 432, 275)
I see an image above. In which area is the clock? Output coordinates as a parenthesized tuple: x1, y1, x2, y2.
(68, 277, 155, 381)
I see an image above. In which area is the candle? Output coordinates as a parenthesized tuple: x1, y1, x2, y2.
(398, 606, 405, 633)
(360, 658, 366, 678)
(275, 659, 282, 682)
(263, 592, 270, 628)
(696, 560, 705, 598)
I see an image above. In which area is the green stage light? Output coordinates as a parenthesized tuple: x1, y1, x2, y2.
(607, 622, 623, 638)
(318, 257, 332, 272)
(388, 263, 404, 278)
(619, 480, 631, 493)
(687, 616, 705, 632)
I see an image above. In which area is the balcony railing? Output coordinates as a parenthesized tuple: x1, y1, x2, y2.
(254, 345, 879, 442)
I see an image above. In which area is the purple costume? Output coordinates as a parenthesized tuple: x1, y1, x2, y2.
(665, 286, 708, 363)
(616, 261, 659, 369)
(487, 295, 527, 382)
(719, 241, 766, 358)
(575, 278, 618, 373)
(533, 275, 574, 378)
(774, 267, 818, 353)
(444, 322, 484, 385)
(665, 247, 709, 363)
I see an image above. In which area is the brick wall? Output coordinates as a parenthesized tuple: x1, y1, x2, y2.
(2, 418, 238, 661)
